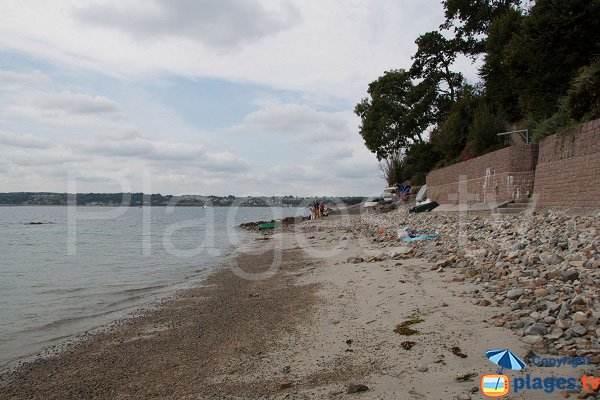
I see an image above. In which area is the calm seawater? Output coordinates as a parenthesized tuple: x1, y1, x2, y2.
(0, 206, 305, 368)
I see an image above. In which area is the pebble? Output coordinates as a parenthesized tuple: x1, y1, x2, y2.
(347, 383, 369, 394)
(417, 363, 428, 372)
(507, 288, 525, 300)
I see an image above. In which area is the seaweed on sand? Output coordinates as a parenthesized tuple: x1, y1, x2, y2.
(393, 312, 424, 336)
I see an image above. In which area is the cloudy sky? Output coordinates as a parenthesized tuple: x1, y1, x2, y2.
(0, 0, 478, 196)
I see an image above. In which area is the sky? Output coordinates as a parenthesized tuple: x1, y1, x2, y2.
(0, 0, 479, 196)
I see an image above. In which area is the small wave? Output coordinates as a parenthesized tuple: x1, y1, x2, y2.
(37, 287, 87, 295)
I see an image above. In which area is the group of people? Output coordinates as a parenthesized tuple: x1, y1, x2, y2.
(309, 202, 326, 220)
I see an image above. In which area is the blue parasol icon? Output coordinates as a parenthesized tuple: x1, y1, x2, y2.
(486, 349, 526, 373)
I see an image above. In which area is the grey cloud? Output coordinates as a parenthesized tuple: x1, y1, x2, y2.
(0, 70, 50, 87)
(73, 0, 300, 48)
(79, 136, 248, 173)
(6, 147, 85, 167)
(36, 92, 121, 116)
(231, 103, 353, 143)
(80, 136, 203, 161)
(0, 130, 52, 149)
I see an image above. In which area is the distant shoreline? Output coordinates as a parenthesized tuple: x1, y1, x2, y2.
(0, 204, 301, 207)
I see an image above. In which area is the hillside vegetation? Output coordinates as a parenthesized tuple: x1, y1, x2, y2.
(356, 0, 600, 185)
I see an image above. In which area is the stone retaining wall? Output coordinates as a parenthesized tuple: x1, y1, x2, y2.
(533, 119, 600, 208)
(426, 118, 600, 208)
(426, 144, 538, 205)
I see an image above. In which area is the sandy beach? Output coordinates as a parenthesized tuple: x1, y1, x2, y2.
(1, 210, 597, 399)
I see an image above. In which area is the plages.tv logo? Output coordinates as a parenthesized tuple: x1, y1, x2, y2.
(481, 349, 526, 398)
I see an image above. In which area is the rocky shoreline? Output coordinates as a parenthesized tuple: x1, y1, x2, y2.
(313, 207, 600, 398)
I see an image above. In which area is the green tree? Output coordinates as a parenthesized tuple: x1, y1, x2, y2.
(479, 8, 523, 120)
(567, 59, 600, 121)
(354, 70, 436, 160)
(410, 31, 464, 103)
(467, 103, 507, 155)
(505, 0, 600, 119)
(431, 86, 481, 164)
(441, 0, 524, 55)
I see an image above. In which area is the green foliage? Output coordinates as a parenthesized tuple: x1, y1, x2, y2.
(531, 98, 575, 142)
(467, 104, 507, 155)
(567, 59, 600, 121)
(479, 8, 523, 121)
(357, 0, 600, 184)
(402, 142, 441, 185)
(354, 69, 436, 160)
(379, 153, 404, 186)
(505, 0, 600, 119)
(410, 31, 464, 105)
(431, 87, 480, 164)
(441, 0, 524, 55)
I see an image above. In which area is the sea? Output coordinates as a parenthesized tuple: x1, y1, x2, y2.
(0, 206, 307, 368)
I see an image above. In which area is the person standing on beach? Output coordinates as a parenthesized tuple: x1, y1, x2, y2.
(319, 202, 325, 218)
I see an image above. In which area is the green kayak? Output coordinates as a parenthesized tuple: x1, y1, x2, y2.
(258, 222, 279, 230)
(409, 201, 439, 213)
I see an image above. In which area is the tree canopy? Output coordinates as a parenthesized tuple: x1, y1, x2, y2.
(356, 0, 600, 185)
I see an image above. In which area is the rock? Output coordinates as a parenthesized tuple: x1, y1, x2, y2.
(557, 302, 571, 320)
(347, 383, 369, 394)
(417, 363, 428, 372)
(279, 382, 293, 390)
(390, 246, 412, 258)
(525, 323, 548, 336)
(512, 242, 526, 251)
(534, 288, 549, 297)
(569, 260, 585, 268)
(562, 270, 580, 282)
(556, 319, 571, 330)
(457, 394, 472, 400)
(479, 299, 491, 306)
(521, 335, 543, 345)
(465, 269, 479, 278)
(573, 312, 589, 325)
(571, 295, 587, 306)
(548, 254, 563, 265)
(570, 323, 587, 337)
(507, 288, 525, 300)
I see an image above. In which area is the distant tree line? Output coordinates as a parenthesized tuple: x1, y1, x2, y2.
(356, 0, 600, 185)
(0, 193, 366, 207)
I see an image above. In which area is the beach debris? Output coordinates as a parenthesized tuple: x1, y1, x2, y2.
(279, 382, 293, 390)
(347, 383, 369, 394)
(345, 339, 353, 346)
(346, 257, 364, 264)
(417, 363, 428, 372)
(400, 341, 416, 350)
(402, 233, 440, 242)
(456, 393, 472, 400)
(455, 372, 478, 382)
(393, 313, 424, 336)
(450, 346, 468, 358)
(409, 201, 439, 213)
(282, 365, 291, 374)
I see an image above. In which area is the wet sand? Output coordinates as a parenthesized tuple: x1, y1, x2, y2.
(0, 239, 322, 399)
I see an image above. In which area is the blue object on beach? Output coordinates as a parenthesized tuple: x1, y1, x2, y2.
(486, 349, 526, 373)
(402, 233, 440, 242)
